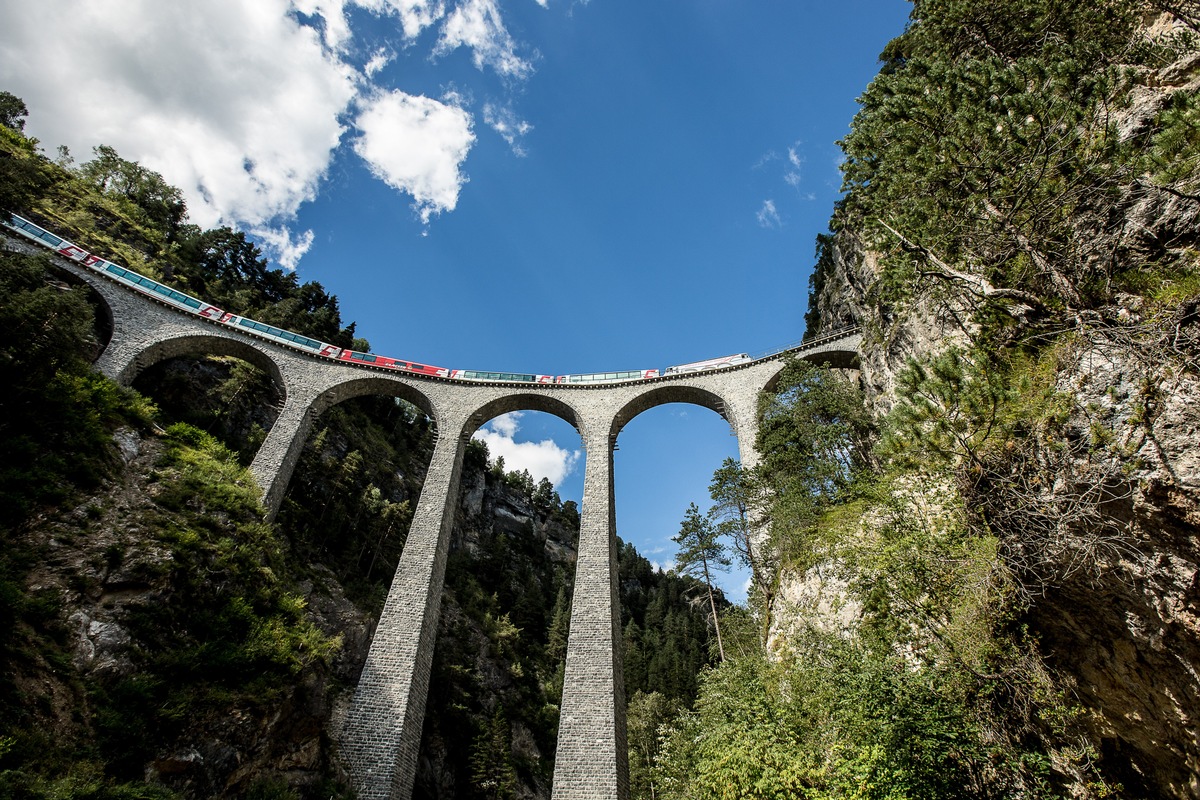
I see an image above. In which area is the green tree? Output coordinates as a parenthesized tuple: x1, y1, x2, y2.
(0, 93, 49, 215)
(671, 504, 729, 661)
(627, 690, 678, 800)
(79, 144, 188, 240)
(469, 709, 519, 800)
(878, 348, 1016, 470)
(707, 458, 775, 638)
(755, 359, 874, 570)
(0, 91, 28, 132)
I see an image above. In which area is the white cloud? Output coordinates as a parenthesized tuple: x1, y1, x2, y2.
(353, 90, 476, 223)
(756, 199, 782, 228)
(490, 411, 522, 438)
(250, 226, 316, 271)
(784, 145, 804, 187)
(291, 0, 357, 49)
(364, 47, 395, 76)
(473, 412, 581, 487)
(0, 0, 356, 253)
(752, 150, 779, 170)
(0, 0, 542, 265)
(293, 0, 446, 48)
(380, 0, 447, 39)
(437, 0, 533, 79)
(483, 103, 533, 155)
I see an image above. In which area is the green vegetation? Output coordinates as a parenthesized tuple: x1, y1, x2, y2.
(0, 99, 412, 797)
(670, 503, 729, 661)
(277, 396, 435, 611)
(645, 360, 1106, 798)
(0, 250, 155, 527)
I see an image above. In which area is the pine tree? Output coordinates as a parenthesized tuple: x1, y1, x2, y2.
(671, 504, 729, 661)
(469, 709, 518, 800)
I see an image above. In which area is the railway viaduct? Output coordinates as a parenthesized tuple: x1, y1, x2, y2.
(16, 239, 860, 800)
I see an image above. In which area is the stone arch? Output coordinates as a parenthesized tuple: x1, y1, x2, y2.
(120, 332, 287, 394)
(41, 259, 116, 363)
(610, 383, 733, 441)
(461, 392, 586, 443)
(87, 284, 116, 362)
(308, 374, 437, 424)
(760, 346, 860, 395)
(252, 372, 441, 520)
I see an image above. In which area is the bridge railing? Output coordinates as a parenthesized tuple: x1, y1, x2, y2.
(749, 325, 861, 362)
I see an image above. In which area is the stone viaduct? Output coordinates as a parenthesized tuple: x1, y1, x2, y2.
(13, 238, 860, 800)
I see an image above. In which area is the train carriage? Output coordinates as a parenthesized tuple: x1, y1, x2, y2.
(340, 350, 450, 377)
(556, 369, 659, 384)
(663, 353, 750, 375)
(450, 369, 555, 383)
(5, 213, 782, 387)
(5, 213, 224, 320)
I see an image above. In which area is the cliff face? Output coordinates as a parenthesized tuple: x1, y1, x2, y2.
(3, 426, 368, 798)
(791, 10, 1200, 796)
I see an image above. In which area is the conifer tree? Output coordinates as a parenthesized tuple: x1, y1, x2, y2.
(671, 503, 729, 661)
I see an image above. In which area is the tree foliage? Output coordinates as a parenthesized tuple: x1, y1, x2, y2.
(0, 91, 27, 132)
(671, 503, 729, 661)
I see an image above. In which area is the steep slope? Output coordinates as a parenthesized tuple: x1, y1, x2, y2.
(795, 1, 1200, 795)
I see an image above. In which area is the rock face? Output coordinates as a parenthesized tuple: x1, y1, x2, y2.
(1028, 341, 1200, 797)
(7, 420, 580, 799)
(5, 429, 368, 798)
(794, 19, 1200, 795)
(807, 237, 975, 417)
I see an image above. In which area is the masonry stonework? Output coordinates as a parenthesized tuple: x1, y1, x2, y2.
(25, 245, 860, 800)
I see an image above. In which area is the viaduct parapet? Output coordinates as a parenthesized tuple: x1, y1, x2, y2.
(13, 239, 860, 800)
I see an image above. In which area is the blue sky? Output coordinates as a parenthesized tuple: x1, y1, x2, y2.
(1, 0, 911, 601)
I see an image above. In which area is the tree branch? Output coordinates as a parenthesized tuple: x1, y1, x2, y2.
(877, 219, 1047, 317)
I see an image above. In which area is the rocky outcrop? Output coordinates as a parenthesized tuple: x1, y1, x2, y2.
(1026, 337, 1200, 797)
(795, 15, 1200, 795)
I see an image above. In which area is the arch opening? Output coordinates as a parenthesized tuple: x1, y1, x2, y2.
(122, 333, 286, 395)
(761, 350, 861, 395)
(38, 258, 116, 363)
(133, 353, 284, 466)
(609, 394, 743, 798)
(414, 403, 586, 798)
(275, 377, 440, 610)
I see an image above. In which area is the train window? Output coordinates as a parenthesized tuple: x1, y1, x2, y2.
(14, 219, 61, 246)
